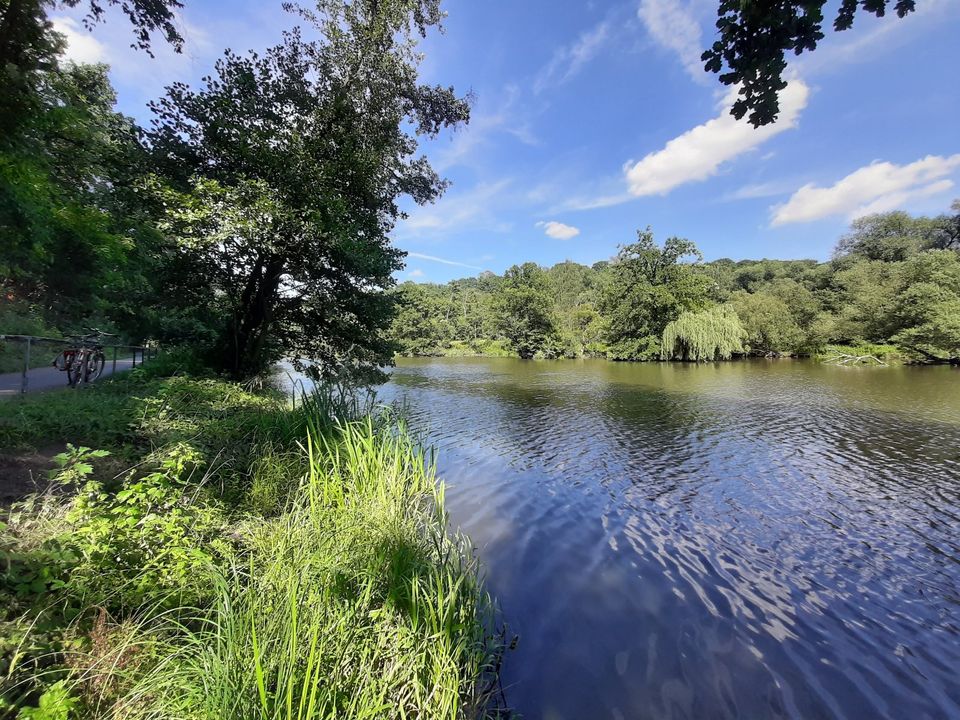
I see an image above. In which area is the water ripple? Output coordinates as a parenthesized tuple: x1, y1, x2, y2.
(376, 358, 960, 719)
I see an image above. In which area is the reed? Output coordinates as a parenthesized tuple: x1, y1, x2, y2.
(2, 379, 506, 719)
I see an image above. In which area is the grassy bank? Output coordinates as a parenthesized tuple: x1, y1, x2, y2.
(0, 359, 505, 718)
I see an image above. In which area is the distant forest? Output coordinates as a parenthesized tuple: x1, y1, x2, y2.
(389, 204, 960, 363)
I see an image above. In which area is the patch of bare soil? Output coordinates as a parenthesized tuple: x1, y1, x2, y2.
(0, 443, 66, 506)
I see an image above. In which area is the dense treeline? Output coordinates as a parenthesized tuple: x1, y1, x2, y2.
(1, 0, 465, 382)
(389, 204, 960, 364)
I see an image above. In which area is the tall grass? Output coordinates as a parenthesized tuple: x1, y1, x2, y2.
(2, 377, 507, 718)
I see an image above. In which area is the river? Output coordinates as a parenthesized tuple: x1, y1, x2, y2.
(373, 357, 960, 720)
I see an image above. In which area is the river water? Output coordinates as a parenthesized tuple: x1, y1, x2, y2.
(374, 358, 960, 720)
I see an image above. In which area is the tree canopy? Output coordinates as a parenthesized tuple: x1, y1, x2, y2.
(0, 0, 472, 382)
(387, 203, 960, 365)
(703, 0, 917, 127)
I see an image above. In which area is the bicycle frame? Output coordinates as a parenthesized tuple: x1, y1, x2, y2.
(53, 331, 110, 387)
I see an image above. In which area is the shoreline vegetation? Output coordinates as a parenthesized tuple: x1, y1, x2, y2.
(394, 341, 910, 366)
(389, 208, 960, 366)
(0, 358, 508, 718)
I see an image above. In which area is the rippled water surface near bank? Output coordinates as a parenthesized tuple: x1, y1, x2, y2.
(375, 358, 960, 720)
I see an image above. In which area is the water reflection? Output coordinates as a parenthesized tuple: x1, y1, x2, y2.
(381, 358, 960, 719)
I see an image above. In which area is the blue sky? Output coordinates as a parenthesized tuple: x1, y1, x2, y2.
(53, 0, 960, 283)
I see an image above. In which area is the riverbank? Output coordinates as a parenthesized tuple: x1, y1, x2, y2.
(0, 359, 504, 718)
(398, 341, 911, 364)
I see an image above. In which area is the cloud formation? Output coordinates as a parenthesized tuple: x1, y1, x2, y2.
(772, 154, 960, 225)
(407, 269, 425, 279)
(535, 21, 610, 94)
(52, 17, 108, 64)
(637, 0, 705, 81)
(407, 253, 482, 270)
(624, 79, 809, 197)
(397, 180, 512, 238)
(536, 221, 581, 240)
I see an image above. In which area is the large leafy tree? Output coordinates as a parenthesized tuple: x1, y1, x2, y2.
(703, 0, 917, 127)
(601, 229, 711, 360)
(148, 0, 469, 379)
(495, 263, 560, 359)
(834, 210, 947, 262)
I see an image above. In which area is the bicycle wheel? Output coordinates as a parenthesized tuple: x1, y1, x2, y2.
(87, 351, 105, 382)
(67, 350, 84, 387)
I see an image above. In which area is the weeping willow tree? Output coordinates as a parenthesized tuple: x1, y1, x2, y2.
(662, 306, 747, 361)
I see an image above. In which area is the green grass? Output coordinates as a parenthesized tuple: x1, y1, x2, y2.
(0, 359, 506, 718)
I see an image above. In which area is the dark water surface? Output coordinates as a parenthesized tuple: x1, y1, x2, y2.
(376, 358, 960, 720)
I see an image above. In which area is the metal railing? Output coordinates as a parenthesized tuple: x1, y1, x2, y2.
(0, 334, 158, 395)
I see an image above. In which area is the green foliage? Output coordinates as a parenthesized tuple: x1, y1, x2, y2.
(0, 57, 160, 339)
(148, 1, 469, 379)
(600, 229, 711, 360)
(390, 282, 452, 356)
(496, 263, 562, 359)
(386, 204, 960, 364)
(128, 419, 504, 719)
(703, 0, 916, 127)
(728, 291, 806, 355)
(16, 680, 78, 720)
(662, 306, 746, 361)
(888, 251, 960, 361)
(62, 442, 227, 610)
(1, 365, 506, 717)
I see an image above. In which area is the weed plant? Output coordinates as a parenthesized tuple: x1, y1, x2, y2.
(0, 360, 507, 718)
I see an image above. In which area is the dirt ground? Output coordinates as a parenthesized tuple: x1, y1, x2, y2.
(0, 444, 66, 506)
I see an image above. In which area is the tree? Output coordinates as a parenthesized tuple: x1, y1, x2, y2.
(662, 306, 746, 361)
(827, 257, 903, 343)
(834, 210, 944, 262)
(0, 61, 155, 331)
(389, 282, 450, 356)
(889, 250, 960, 362)
(495, 263, 560, 359)
(601, 229, 711, 360)
(929, 199, 960, 252)
(703, 0, 917, 127)
(149, 0, 469, 379)
(0, 0, 183, 141)
(727, 291, 805, 355)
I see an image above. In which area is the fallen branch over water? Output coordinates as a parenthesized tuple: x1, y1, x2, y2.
(822, 353, 888, 366)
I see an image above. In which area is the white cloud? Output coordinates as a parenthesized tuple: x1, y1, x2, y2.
(432, 85, 536, 172)
(624, 79, 810, 197)
(52, 17, 108, 64)
(724, 180, 796, 201)
(772, 154, 960, 225)
(407, 253, 482, 271)
(535, 20, 610, 94)
(396, 180, 512, 238)
(536, 220, 581, 240)
(407, 269, 425, 278)
(637, 0, 706, 81)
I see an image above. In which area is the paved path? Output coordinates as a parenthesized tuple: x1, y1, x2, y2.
(0, 358, 137, 397)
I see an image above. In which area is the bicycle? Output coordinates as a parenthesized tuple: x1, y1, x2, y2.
(52, 328, 115, 387)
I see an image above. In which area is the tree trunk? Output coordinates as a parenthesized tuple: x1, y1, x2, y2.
(226, 255, 284, 377)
